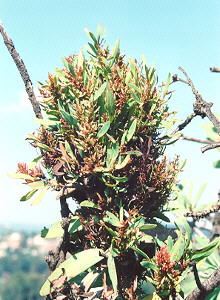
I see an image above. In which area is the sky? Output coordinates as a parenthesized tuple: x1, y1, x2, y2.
(0, 1, 220, 228)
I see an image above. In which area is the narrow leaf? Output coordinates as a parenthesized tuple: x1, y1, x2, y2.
(41, 221, 64, 239)
(20, 189, 37, 202)
(40, 249, 104, 296)
(139, 224, 157, 231)
(190, 238, 220, 262)
(28, 156, 42, 169)
(27, 181, 45, 189)
(128, 83, 141, 94)
(106, 88, 115, 120)
(80, 200, 100, 209)
(121, 150, 142, 156)
(130, 246, 149, 259)
(94, 82, 107, 100)
(107, 254, 118, 293)
(213, 160, 220, 168)
(170, 235, 185, 261)
(126, 119, 137, 142)
(33, 118, 60, 127)
(31, 186, 49, 206)
(163, 73, 171, 96)
(35, 142, 52, 152)
(104, 211, 120, 227)
(97, 121, 111, 139)
(115, 155, 131, 170)
(140, 260, 158, 271)
(68, 218, 82, 233)
(8, 173, 35, 181)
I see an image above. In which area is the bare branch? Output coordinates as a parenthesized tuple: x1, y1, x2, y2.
(191, 262, 205, 292)
(201, 142, 220, 153)
(184, 203, 220, 219)
(178, 67, 220, 135)
(172, 113, 197, 136)
(186, 267, 220, 300)
(210, 67, 220, 73)
(0, 22, 42, 118)
(181, 135, 215, 144)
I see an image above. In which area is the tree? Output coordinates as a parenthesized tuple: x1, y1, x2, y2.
(1, 24, 220, 300)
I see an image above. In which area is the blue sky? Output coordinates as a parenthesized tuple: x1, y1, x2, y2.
(0, 1, 220, 227)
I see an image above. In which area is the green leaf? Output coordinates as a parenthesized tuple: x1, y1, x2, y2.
(163, 73, 171, 96)
(104, 225, 119, 237)
(88, 42, 98, 55)
(97, 121, 111, 138)
(84, 28, 98, 44)
(119, 200, 123, 222)
(175, 217, 192, 247)
(64, 141, 75, 159)
(68, 63, 75, 76)
(97, 24, 102, 40)
(130, 246, 149, 259)
(126, 119, 137, 142)
(94, 82, 107, 100)
(106, 143, 119, 168)
(41, 221, 64, 238)
(153, 211, 170, 223)
(139, 234, 153, 243)
(8, 173, 35, 181)
(107, 175, 128, 182)
(128, 83, 141, 94)
(140, 260, 158, 271)
(78, 50, 84, 68)
(170, 235, 185, 261)
(33, 118, 60, 127)
(35, 142, 52, 152)
(106, 88, 115, 121)
(58, 101, 78, 128)
(27, 181, 45, 189)
(190, 238, 220, 262)
(121, 150, 142, 156)
(31, 185, 48, 206)
(121, 130, 128, 145)
(80, 200, 100, 210)
(166, 236, 174, 253)
(213, 160, 220, 168)
(139, 224, 157, 231)
(104, 211, 120, 227)
(40, 248, 104, 296)
(133, 217, 145, 228)
(28, 156, 42, 169)
(112, 40, 120, 59)
(115, 155, 131, 170)
(107, 254, 118, 293)
(20, 189, 37, 202)
(68, 218, 82, 233)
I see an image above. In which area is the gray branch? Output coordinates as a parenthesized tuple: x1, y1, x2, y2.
(186, 267, 220, 300)
(0, 22, 42, 119)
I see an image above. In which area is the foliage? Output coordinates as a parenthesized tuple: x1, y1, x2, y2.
(11, 27, 220, 299)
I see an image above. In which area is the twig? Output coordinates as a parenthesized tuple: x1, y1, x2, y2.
(192, 262, 205, 292)
(181, 135, 214, 144)
(171, 112, 197, 136)
(184, 203, 220, 219)
(181, 135, 220, 152)
(0, 22, 42, 118)
(185, 267, 220, 300)
(210, 67, 220, 73)
(201, 142, 220, 153)
(178, 67, 220, 135)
